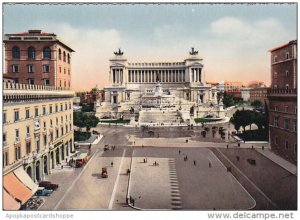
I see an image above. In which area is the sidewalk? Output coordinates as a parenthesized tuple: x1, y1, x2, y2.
(255, 148, 297, 175)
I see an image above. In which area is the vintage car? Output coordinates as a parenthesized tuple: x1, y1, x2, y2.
(39, 181, 59, 190)
(35, 187, 53, 196)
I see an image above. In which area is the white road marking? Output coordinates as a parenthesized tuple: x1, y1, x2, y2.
(53, 149, 99, 210)
(108, 148, 126, 210)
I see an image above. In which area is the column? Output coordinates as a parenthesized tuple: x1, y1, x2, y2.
(194, 69, 196, 82)
(199, 68, 202, 83)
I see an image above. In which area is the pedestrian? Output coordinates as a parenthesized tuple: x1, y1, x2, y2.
(61, 165, 63, 169)
(262, 145, 265, 150)
(142, 144, 144, 148)
(134, 141, 135, 145)
(111, 161, 114, 167)
(227, 144, 229, 149)
(209, 162, 211, 168)
(186, 155, 188, 161)
(132, 199, 135, 206)
(193, 160, 196, 166)
(143, 158, 146, 163)
(236, 156, 240, 161)
(179, 150, 181, 155)
(252, 145, 254, 149)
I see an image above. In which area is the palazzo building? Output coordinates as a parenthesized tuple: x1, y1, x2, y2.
(268, 40, 297, 164)
(3, 30, 74, 88)
(3, 82, 75, 209)
(96, 48, 222, 123)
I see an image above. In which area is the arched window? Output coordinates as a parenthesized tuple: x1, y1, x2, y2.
(63, 51, 66, 62)
(67, 53, 70, 64)
(28, 46, 35, 59)
(12, 46, 20, 59)
(43, 47, 51, 59)
(58, 49, 62, 60)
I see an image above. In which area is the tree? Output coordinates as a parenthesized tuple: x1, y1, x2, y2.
(222, 92, 235, 108)
(73, 112, 99, 132)
(251, 100, 263, 109)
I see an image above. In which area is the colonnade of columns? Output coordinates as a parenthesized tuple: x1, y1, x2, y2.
(112, 69, 123, 84)
(190, 68, 202, 83)
(127, 69, 186, 83)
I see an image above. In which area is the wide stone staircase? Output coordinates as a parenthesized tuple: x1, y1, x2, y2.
(139, 109, 182, 124)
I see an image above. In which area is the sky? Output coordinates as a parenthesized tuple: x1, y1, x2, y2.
(3, 3, 297, 91)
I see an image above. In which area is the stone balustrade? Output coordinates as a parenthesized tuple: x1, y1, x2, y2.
(3, 81, 71, 91)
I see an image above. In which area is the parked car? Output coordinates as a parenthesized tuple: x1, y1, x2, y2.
(35, 187, 53, 196)
(39, 181, 59, 190)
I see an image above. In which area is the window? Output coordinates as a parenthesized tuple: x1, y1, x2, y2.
(293, 121, 297, 132)
(65, 115, 67, 121)
(60, 80, 62, 87)
(12, 46, 20, 59)
(68, 69, 70, 75)
(43, 65, 50, 73)
(28, 64, 34, 73)
(12, 65, 19, 73)
(3, 112, 6, 123)
(285, 140, 289, 150)
(63, 51, 66, 62)
(49, 105, 52, 114)
(44, 79, 50, 86)
(286, 71, 289, 77)
(3, 133, 7, 144)
(56, 129, 59, 138)
(61, 116, 63, 123)
(43, 47, 51, 59)
(26, 109, 30, 119)
(274, 116, 279, 127)
(286, 84, 289, 90)
(15, 79, 19, 84)
(284, 106, 289, 113)
(43, 106, 46, 115)
(28, 46, 35, 59)
(59, 66, 61, 73)
(58, 49, 62, 60)
(64, 68, 66, 74)
(15, 129, 20, 141)
(36, 138, 40, 153)
(35, 107, 38, 117)
(26, 142, 31, 155)
(43, 134, 47, 146)
(43, 121, 46, 129)
(55, 105, 58, 112)
(275, 136, 278, 145)
(28, 79, 34, 85)
(60, 104, 63, 111)
(26, 126, 30, 135)
(273, 56, 277, 62)
(68, 81, 71, 88)
(3, 151, 9, 168)
(56, 117, 58, 125)
(274, 106, 278, 111)
(294, 143, 297, 154)
(50, 132, 53, 142)
(50, 119, 53, 127)
(284, 119, 289, 130)
(66, 124, 68, 133)
(69, 103, 71, 109)
(15, 146, 21, 161)
(65, 103, 67, 110)
(285, 52, 289, 60)
(14, 110, 19, 122)
(61, 127, 64, 136)
(67, 54, 70, 64)
(64, 81, 66, 87)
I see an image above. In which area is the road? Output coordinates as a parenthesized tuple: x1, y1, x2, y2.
(39, 123, 296, 210)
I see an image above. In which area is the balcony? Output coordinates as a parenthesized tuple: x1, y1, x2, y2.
(23, 156, 33, 165)
(268, 88, 297, 98)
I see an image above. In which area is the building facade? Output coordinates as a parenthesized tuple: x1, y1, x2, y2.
(268, 40, 297, 164)
(3, 82, 75, 182)
(3, 30, 74, 88)
(249, 87, 269, 106)
(96, 48, 221, 121)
